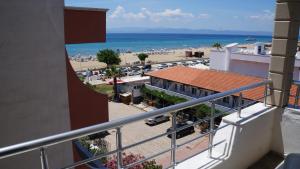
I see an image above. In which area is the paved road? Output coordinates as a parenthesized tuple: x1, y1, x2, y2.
(105, 102, 208, 167)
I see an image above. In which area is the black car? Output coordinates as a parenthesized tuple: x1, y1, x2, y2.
(143, 64, 152, 70)
(167, 123, 195, 139)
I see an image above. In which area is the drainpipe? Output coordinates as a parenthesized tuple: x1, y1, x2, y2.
(267, 0, 300, 107)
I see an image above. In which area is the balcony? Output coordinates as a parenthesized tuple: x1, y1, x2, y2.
(0, 79, 295, 168)
(0, 1, 300, 169)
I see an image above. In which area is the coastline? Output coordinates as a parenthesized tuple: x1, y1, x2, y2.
(70, 46, 212, 71)
(70, 44, 256, 71)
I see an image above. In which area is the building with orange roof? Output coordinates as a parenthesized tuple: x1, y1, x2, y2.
(146, 66, 298, 108)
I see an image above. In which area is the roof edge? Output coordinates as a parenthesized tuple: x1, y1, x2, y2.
(65, 6, 109, 12)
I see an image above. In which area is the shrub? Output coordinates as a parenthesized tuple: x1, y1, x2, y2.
(105, 153, 162, 169)
(141, 86, 187, 105)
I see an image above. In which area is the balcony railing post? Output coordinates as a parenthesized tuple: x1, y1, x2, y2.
(208, 101, 215, 158)
(294, 85, 300, 108)
(264, 83, 268, 106)
(116, 127, 123, 169)
(40, 147, 49, 169)
(171, 112, 177, 168)
(237, 93, 243, 118)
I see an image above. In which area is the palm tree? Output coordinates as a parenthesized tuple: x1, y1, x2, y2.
(97, 49, 121, 101)
(212, 43, 222, 50)
(137, 53, 149, 76)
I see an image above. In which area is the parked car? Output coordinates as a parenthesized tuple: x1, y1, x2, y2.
(170, 62, 178, 67)
(145, 115, 170, 126)
(191, 60, 198, 65)
(131, 66, 141, 71)
(167, 122, 195, 139)
(128, 70, 141, 76)
(196, 60, 203, 64)
(182, 62, 190, 66)
(157, 63, 169, 69)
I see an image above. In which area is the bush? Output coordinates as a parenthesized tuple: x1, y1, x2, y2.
(78, 136, 110, 164)
(105, 153, 162, 169)
(141, 87, 187, 105)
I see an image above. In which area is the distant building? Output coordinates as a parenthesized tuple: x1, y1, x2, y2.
(118, 76, 150, 103)
(146, 66, 266, 108)
(210, 42, 300, 79)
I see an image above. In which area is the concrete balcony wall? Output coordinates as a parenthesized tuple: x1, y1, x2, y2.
(281, 108, 300, 154)
(176, 103, 282, 169)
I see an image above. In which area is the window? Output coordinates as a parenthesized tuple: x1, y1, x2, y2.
(192, 87, 197, 95)
(204, 91, 208, 96)
(163, 80, 167, 89)
(180, 84, 185, 92)
(174, 84, 178, 91)
(223, 97, 230, 104)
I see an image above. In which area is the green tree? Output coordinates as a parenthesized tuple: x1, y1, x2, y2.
(138, 53, 149, 76)
(137, 53, 149, 65)
(212, 43, 222, 50)
(97, 49, 121, 101)
(97, 49, 121, 66)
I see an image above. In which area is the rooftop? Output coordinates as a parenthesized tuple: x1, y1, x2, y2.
(146, 66, 298, 105)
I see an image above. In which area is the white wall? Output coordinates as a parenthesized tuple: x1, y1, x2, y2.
(210, 50, 300, 80)
(281, 108, 300, 154)
(210, 51, 227, 71)
(176, 103, 281, 169)
(0, 1, 72, 169)
(230, 60, 269, 78)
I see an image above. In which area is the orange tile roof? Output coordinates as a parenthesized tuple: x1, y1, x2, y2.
(146, 66, 298, 105)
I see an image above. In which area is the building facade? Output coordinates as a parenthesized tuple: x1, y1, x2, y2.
(210, 42, 300, 79)
(146, 67, 265, 109)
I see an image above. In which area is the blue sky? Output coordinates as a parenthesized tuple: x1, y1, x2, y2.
(65, 0, 275, 32)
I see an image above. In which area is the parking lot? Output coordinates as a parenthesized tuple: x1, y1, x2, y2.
(81, 59, 210, 86)
(105, 102, 209, 167)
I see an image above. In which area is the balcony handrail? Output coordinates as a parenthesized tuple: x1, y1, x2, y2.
(0, 80, 271, 169)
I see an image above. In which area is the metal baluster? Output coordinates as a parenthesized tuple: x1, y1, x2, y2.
(116, 127, 123, 169)
(237, 93, 243, 118)
(208, 101, 215, 158)
(264, 83, 268, 106)
(294, 85, 300, 108)
(40, 148, 49, 169)
(171, 112, 177, 168)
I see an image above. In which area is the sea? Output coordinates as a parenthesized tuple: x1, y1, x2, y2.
(66, 33, 272, 57)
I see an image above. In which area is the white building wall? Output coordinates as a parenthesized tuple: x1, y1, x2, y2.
(229, 60, 269, 78)
(210, 51, 227, 71)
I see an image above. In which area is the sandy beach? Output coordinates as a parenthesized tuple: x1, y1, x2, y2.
(70, 47, 212, 71)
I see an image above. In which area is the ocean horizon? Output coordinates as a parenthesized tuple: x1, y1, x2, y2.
(66, 33, 272, 57)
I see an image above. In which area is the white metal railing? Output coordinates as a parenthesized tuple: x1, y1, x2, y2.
(0, 80, 271, 169)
